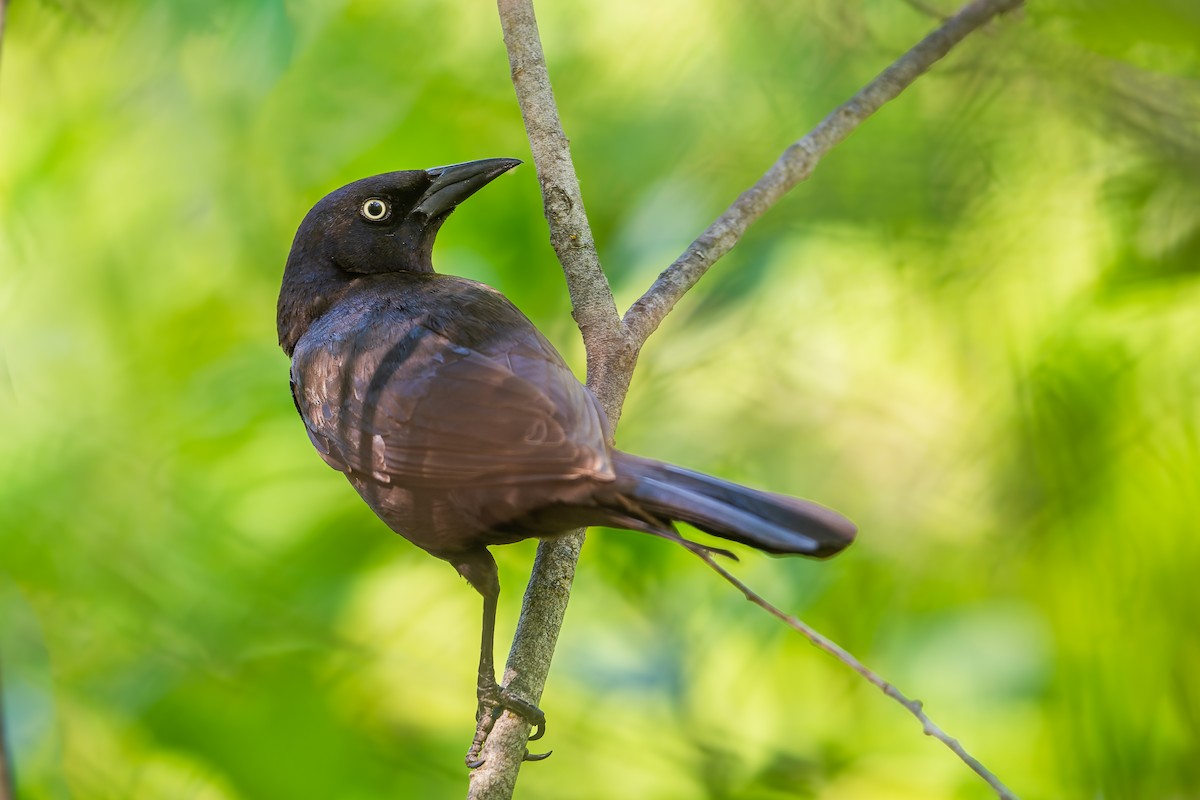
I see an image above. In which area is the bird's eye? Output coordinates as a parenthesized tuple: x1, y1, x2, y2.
(360, 198, 390, 222)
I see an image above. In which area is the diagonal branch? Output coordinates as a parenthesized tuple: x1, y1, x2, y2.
(621, 0, 1025, 347)
(689, 548, 1021, 799)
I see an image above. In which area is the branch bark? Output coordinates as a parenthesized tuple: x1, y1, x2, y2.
(471, 1, 1025, 797)
(468, 3, 629, 796)
(494, 0, 633, 410)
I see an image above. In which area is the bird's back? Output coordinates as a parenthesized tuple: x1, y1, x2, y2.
(289, 272, 615, 557)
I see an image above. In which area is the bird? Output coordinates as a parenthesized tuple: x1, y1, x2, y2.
(276, 157, 857, 766)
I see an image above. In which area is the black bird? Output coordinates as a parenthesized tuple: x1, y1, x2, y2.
(277, 158, 856, 765)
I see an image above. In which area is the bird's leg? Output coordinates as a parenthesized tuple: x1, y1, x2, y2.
(457, 551, 549, 769)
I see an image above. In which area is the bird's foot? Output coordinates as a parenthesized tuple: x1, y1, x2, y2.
(464, 683, 551, 769)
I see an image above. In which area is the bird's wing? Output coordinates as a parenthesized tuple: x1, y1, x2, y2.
(291, 305, 613, 489)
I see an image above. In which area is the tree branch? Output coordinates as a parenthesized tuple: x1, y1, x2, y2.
(469, 2, 631, 797)
(472, 0, 1025, 797)
(494, 0, 633, 407)
(621, 0, 1024, 347)
(689, 548, 1021, 799)
(466, 530, 584, 799)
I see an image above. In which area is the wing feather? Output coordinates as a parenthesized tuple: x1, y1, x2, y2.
(291, 304, 612, 490)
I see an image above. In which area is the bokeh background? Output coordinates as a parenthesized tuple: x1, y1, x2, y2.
(2, 0, 1198, 797)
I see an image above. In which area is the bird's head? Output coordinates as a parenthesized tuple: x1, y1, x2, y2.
(288, 157, 522, 275)
(277, 158, 520, 354)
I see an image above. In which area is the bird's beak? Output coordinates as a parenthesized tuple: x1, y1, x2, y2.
(416, 158, 522, 218)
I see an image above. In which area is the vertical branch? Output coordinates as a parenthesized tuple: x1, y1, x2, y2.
(465, 532, 584, 799)
(469, 2, 632, 798)
(495, 0, 634, 406)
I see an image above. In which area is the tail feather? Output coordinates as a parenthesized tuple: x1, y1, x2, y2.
(611, 452, 856, 558)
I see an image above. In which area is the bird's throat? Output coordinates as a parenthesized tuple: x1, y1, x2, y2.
(276, 256, 355, 356)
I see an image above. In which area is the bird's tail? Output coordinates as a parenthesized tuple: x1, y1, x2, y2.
(607, 452, 856, 558)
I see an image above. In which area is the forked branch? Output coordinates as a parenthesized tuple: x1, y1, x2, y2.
(471, 1, 1026, 797)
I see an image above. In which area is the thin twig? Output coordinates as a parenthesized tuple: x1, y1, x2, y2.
(689, 548, 1020, 800)
(621, 0, 1024, 347)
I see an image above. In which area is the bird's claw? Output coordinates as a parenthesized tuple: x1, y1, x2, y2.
(464, 683, 550, 768)
(497, 688, 546, 739)
(465, 748, 552, 770)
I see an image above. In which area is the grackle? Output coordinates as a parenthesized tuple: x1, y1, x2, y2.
(277, 158, 856, 766)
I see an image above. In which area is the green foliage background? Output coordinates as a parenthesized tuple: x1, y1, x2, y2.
(2, 1, 1198, 797)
